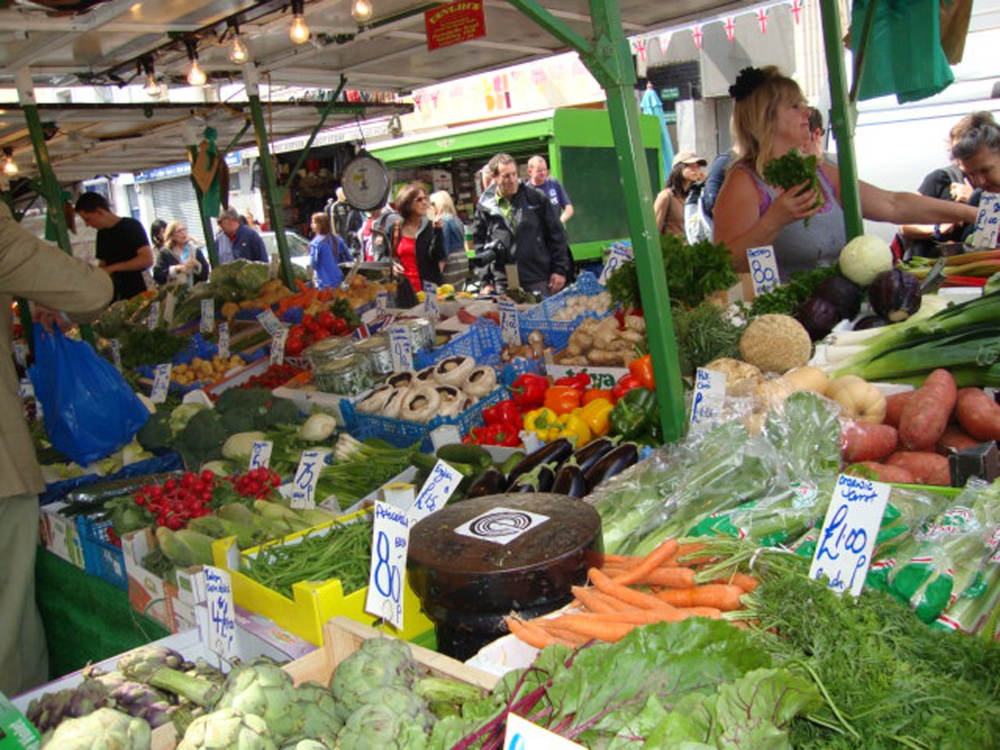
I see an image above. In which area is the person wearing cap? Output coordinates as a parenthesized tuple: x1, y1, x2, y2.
(654, 151, 707, 238)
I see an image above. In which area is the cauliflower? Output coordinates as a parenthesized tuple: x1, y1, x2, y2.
(838, 235, 893, 286)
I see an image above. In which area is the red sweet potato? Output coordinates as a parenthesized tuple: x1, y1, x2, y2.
(936, 425, 981, 455)
(844, 461, 917, 484)
(883, 391, 915, 429)
(898, 369, 957, 452)
(955, 387, 1000, 441)
(885, 451, 951, 486)
(842, 421, 899, 463)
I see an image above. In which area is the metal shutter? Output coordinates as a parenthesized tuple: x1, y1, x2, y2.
(147, 177, 206, 245)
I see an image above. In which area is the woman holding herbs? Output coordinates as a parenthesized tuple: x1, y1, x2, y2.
(712, 66, 977, 284)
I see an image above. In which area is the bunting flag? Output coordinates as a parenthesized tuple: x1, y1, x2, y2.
(658, 32, 671, 56)
(691, 24, 704, 49)
(725, 16, 736, 42)
(790, 0, 805, 25)
(756, 7, 769, 33)
(635, 38, 647, 62)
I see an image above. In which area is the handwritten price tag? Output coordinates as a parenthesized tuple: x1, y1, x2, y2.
(499, 296, 520, 346)
(409, 460, 463, 523)
(200, 299, 215, 333)
(270, 327, 288, 366)
(970, 192, 1000, 249)
(289, 449, 323, 509)
(203, 566, 237, 661)
(163, 292, 177, 326)
(809, 474, 891, 596)
(747, 246, 780, 297)
(256, 308, 284, 337)
(12, 340, 28, 368)
(249, 440, 273, 470)
(147, 300, 160, 330)
(365, 500, 410, 630)
(505, 713, 586, 749)
(151, 363, 171, 404)
(109, 338, 122, 371)
(388, 325, 413, 372)
(18, 377, 34, 400)
(218, 322, 230, 360)
(376, 290, 389, 317)
(689, 367, 726, 430)
(598, 242, 634, 286)
(423, 282, 440, 321)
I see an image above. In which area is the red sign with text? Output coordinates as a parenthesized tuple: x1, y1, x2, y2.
(424, 1, 486, 51)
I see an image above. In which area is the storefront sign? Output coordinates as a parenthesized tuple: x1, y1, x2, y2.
(425, 1, 486, 51)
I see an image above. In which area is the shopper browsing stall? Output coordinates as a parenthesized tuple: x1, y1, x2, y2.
(74, 192, 154, 302)
(391, 182, 446, 292)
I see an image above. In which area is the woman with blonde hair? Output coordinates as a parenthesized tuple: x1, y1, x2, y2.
(430, 190, 470, 289)
(152, 220, 209, 286)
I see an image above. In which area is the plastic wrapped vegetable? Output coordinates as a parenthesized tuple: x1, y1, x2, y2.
(42, 707, 151, 750)
(177, 707, 277, 750)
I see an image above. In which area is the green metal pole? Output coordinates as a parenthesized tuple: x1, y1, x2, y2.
(244, 66, 295, 289)
(820, 0, 864, 240)
(285, 75, 348, 182)
(507, 0, 686, 441)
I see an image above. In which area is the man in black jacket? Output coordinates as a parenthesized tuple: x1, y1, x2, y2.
(471, 153, 571, 296)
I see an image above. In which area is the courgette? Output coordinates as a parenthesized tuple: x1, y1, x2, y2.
(59, 471, 185, 516)
(435, 443, 493, 470)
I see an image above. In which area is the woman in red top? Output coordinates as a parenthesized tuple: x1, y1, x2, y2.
(393, 182, 446, 291)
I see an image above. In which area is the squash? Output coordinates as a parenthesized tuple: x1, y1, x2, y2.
(782, 366, 830, 395)
(826, 375, 886, 423)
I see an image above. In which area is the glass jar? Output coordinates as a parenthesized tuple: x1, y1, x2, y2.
(305, 337, 356, 370)
(355, 334, 393, 377)
(312, 351, 373, 395)
(408, 317, 435, 353)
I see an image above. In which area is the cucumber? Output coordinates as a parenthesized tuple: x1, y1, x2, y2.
(65, 471, 184, 506)
(499, 450, 526, 476)
(435, 443, 493, 470)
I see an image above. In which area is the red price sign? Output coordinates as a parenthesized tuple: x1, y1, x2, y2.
(424, 1, 486, 51)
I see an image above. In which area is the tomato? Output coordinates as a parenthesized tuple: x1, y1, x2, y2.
(285, 335, 306, 357)
(316, 310, 336, 331)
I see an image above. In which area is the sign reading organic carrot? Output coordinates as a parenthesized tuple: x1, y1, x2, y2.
(424, 1, 486, 51)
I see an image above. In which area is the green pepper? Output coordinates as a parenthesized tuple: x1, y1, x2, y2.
(609, 387, 658, 441)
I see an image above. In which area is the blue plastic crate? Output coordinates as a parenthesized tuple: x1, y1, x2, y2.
(341, 386, 508, 451)
(39, 451, 184, 507)
(77, 515, 127, 590)
(517, 272, 613, 351)
(413, 321, 543, 385)
(135, 334, 268, 394)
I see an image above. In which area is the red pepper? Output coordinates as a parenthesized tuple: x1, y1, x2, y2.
(510, 373, 549, 411)
(543, 385, 582, 415)
(582, 388, 615, 405)
(472, 423, 521, 446)
(628, 353, 655, 391)
(554, 372, 591, 391)
(611, 373, 644, 402)
(495, 399, 522, 428)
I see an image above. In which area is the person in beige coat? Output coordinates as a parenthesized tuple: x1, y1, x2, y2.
(0, 203, 113, 696)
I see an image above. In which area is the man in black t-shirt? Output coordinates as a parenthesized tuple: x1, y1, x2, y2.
(74, 192, 154, 301)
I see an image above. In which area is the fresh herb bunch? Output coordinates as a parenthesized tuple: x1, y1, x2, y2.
(606, 234, 738, 310)
(671, 301, 745, 378)
(763, 149, 822, 205)
(115, 327, 189, 370)
(738, 265, 838, 319)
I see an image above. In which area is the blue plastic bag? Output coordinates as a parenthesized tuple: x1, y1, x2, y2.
(28, 325, 150, 466)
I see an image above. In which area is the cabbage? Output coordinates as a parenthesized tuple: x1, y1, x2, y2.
(838, 235, 893, 286)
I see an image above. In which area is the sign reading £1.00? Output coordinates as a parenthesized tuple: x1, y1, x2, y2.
(424, 1, 486, 51)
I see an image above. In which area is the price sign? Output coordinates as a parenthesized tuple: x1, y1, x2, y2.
(200, 299, 215, 334)
(218, 322, 230, 360)
(388, 325, 413, 372)
(409, 460, 464, 523)
(689, 367, 726, 429)
(809, 474, 891, 596)
(270, 327, 288, 366)
(499, 296, 520, 346)
(423, 282, 440, 321)
(365, 500, 410, 630)
(18, 377, 34, 400)
(203, 566, 237, 660)
(12, 340, 28, 368)
(289, 449, 323, 509)
(747, 246, 781, 297)
(505, 712, 586, 749)
(163, 292, 177, 326)
(147, 300, 160, 330)
(151, 363, 171, 404)
(598, 242, 634, 286)
(970, 192, 1000, 249)
(249, 440, 273, 470)
(256, 308, 284, 337)
(376, 290, 389, 317)
(109, 338, 122, 371)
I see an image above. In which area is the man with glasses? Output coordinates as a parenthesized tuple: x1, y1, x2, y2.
(215, 206, 268, 264)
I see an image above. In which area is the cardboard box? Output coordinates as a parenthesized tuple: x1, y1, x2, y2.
(38, 502, 84, 570)
(121, 528, 205, 633)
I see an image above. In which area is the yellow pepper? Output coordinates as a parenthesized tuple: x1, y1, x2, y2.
(577, 398, 613, 438)
(557, 411, 592, 447)
(523, 407, 592, 446)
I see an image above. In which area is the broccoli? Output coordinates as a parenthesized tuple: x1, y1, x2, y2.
(215, 387, 272, 416)
(136, 411, 172, 452)
(220, 408, 257, 434)
(257, 397, 302, 430)
(174, 409, 228, 470)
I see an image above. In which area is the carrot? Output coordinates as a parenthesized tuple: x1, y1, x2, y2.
(845, 461, 917, 484)
(600, 553, 643, 568)
(841, 421, 899, 463)
(673, 542, 710, 564)
(898, 369, 957, 451)
(725, 572, 761, 593)
(588, 568, 674, 610)
(885, 451, 951, 486)
(571, 585, 631, 614)
(937, 425, 982, 455)
(622, 565, 697, 589)
(956, 387, 1000, 441)
(610, 538, 679, 586)
(504, 615, 556, 649)
(656, 584, 744, 612)
(883, 391, 915, 429)
(538, 615, 635, 643)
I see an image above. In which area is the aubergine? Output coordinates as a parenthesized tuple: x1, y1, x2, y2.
(868, 269, 922, 323)
(505, 438, 574, 490)
(510, 464, 556, 493)
(583, 443, 640, 493)
(853, 314, 889, 331)
(551, 464, 587, 498)
(463, 467, 508, 500)
(812, 275, 862, 320)
(568, 437, 616, 475)
(794, 295, 842, 341)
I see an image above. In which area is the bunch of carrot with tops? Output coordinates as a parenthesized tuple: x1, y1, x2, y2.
(504, 537, 760, 648)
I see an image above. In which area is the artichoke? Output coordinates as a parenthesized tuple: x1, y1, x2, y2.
(117, 644, 186, 682)
(177, 708, 277, 750)
(328, 638, 421, 720)
(280, 681, 343, 747)
(28, 667, 127, 734)
(41, 707, 151, 750)
(108, 680, 176, 729)
(281, 740, 332, 750)
(334, 687, 434, 750)
(214, 660, 300, 744)
(118, 646, 218, 708)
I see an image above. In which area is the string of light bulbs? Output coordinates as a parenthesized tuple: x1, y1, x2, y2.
(2, 147, 17, 177)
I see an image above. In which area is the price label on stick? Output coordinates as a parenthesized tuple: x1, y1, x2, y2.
(376, 290, 389, 317)
(147, 300, 160, 330)
(499, 296, 520, 346)
(203, 566, 237, 661)
(598, 242, 634, 286)
(110, 339, 122, 371)
(218, 322, 230, 360)
(290, 449, 323, 509)
(249, 440, 273, 470)
(970, 192, 1000, 249)
(505, 712, 586, 749)
(270, 327, 288, 366)
(151, 363, 171, 404)
(423, 282, 439, 321)
(689, 367, 726, 429)
(163, 292, 176, 326)
(255, 308, 284, 337)
(388, 324, 413, 372)
(409, 460, 463, 523)
(809, 474, 891, 596)
(365, 500, 410, 630)
(747, 245, 780, 297)
(12, 340, 28, 368)
(200, 299, 215, 333)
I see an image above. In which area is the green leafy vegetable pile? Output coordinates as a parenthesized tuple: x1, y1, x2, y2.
(738, 265, 838, 319)
(763, 150, 821, 206)
(670, 301, 745, 378)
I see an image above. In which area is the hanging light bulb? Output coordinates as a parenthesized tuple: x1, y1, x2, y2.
(351, 0, 373, 24)
(184, 38, 207, 86)
(227, 22, 249, 64)
(140, 58, 161, 98)
(2, 148, 18, 177)
(289, 0, 310, 44)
